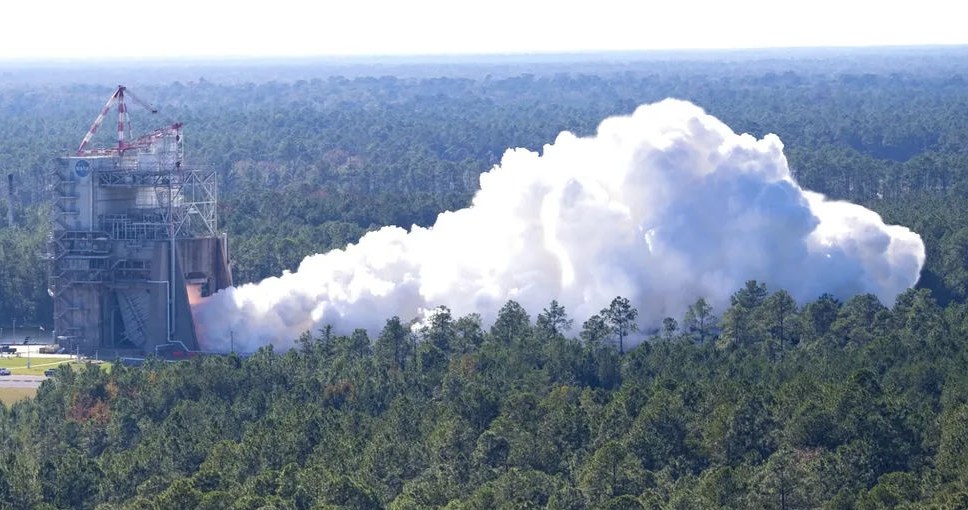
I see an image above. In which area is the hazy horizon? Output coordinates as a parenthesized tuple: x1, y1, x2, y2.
(1, 43, 965, 65)
(2, 0, 964, 61)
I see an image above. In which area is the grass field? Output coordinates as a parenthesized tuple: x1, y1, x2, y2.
(0, 387, 37, 406)
(0, 356, 108, 376)
(0, 357, 112, 407)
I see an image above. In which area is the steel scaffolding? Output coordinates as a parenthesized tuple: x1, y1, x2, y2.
(49, 124, 219, 351)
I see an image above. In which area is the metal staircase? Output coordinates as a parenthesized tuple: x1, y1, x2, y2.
(116, 291, 150, 347)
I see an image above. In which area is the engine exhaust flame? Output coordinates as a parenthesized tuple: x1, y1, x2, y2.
(192, 99, 925, 352)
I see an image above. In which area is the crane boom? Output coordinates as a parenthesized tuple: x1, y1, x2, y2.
(124, 88, 158, 114)
(75, 85, 163, 156)
(76, 86, 124, 155)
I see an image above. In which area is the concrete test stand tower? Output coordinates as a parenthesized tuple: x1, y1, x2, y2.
(49, 86, 232, 354)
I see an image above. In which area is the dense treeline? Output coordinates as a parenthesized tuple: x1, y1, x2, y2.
(3, 50, 968, 323)
(3, 283, 968, 508)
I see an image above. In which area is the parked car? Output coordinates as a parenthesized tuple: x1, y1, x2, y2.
(44, 368, 56, 377)
(0, 368, 10, 376)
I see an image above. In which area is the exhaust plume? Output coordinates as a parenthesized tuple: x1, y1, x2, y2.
(193, 99, 925, 352)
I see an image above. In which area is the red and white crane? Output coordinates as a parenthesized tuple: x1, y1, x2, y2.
(75, 85, 181, 156)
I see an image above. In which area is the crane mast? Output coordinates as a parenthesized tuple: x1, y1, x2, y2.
(75, 85, 175, 157)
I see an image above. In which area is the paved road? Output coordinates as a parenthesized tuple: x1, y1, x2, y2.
(0, 375, 46, 389)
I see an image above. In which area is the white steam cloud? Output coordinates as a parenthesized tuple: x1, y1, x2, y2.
(193, 99, 925, 352)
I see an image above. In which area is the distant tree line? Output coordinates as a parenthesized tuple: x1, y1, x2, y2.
(3, 52, 968, 318)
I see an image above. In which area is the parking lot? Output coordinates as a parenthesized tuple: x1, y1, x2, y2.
(0, 375, 46, 389)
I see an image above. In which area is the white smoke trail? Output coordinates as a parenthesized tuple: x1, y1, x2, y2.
(192, 99, 925, 352)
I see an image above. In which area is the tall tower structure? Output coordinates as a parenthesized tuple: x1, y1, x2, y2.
(49, 86, 232, 354)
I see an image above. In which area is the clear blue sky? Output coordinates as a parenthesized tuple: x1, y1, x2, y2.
(2, 0, 964, 60)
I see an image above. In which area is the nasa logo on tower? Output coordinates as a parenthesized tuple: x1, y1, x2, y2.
(74, 160, 91, 178)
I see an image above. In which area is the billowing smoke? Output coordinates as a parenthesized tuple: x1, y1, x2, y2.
(192, 99, 925, 352)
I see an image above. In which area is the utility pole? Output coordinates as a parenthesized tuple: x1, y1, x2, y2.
(5, 173, 14, 228)
(168, 158, 176, 344)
